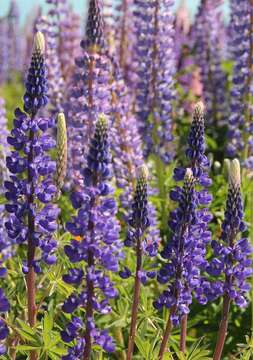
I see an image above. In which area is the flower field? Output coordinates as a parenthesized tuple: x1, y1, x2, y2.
(0, 0, 252, 359)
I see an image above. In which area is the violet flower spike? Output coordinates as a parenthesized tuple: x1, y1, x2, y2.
(5, 32, 59, 358)
(126, 165, 150, 360)
(62, 114, 122, 358)
(133, 0, 176, 162)
(67, 0, 112, 188)
(210, 159, 252, 360)
(156, 102, 213, 355)
(0, 99, 11, 353)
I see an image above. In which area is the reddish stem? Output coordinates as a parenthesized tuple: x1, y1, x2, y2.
(83, 250, 95, 360)
(158, 306, 176, 360)
(180, 314, 187, 353)
(213, 294, 231, 360)
(126, 235, 142, 360)
(26, 125, 38, 360)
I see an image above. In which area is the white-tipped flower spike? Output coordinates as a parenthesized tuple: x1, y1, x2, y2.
(55, 113, 68, 193)
(185, 167, 193, 181)
(33, 31, 45, 54)
(214, 161, 221, 174)
(228, 159, 241, 188)
(194, 101, 205, 119)
(97, 113, 108, 127)
(137, 164, 149, 181)
(224, 158, 231, 180)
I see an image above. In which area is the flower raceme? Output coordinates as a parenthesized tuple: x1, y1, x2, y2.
(67, 0, 113, 188)
(4, 33, 60, 353)
(156, 102, 213, 357)
(212, 159, 252, 360)
(5, 31, 59, 269)
(62, 114, 122, 358)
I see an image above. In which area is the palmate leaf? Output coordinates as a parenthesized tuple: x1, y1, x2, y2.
(170, 338, 211, 360)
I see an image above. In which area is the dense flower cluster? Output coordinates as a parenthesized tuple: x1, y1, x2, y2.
(155, 103, 213, 323)
(58, 3, 81, 83)
(206, 159, 252, 306)
(5, 32, 59, 271)
(0, 100, 11, 352)
(62, 114, 122, 356)
(133, 0, 176, 162)
(0, 98, 12, 261)
(227, 0, 253, 167)
(67, 0, 113, 187)
(23, 32, 48, 115)
(111, 74, 160, 261)
(193, 0, 227, 126)
(36, 1, 65, 115)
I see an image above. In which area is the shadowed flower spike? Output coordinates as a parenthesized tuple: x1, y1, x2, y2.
(211, 159, 252, 360)
(55, 113, 68, 195)
(156, 168, 206, 358)
(62, 114, 122, 357)
(23, 31, 48, 115)
(126, 164, 152, 359)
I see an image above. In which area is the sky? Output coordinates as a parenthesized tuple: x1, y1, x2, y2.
(1, 0, 230, 24)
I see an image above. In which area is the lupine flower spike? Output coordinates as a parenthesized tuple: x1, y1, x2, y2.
(126, 165, 150, 360)
(0, 99, 11, 354)
(67, 0, 113, 188)
(211, 159, 252, 360)
(161, 101, 212, 352)
(157, 169, 196, 359)
(55, 113, 68, 197)
(62, 114, 122, 359)
(5, 32, 59, 360)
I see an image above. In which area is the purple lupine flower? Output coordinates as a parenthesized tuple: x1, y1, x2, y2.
(207, 159, 252, 306)
(0, 100, 11, 352)
(155, 103, 213, 324)
(0, 98, 13, 261)
(155, 167, 212, 324)
(126, 165, 154, 358)
(7, 0, 23, 77)
(111, 73, 160, 259)
(192, 0, 228, 126)
(125, 165, 150, 250)
(36, 1, 65, 115)
(211, 159, 252, 360)
(67, 0, 113, 189)
(174, 102, 212, 183)
(226, 0, 252, 166)
(0, 19, 8, 84)
(5, 32, 59, 270)
(58, 4, 81, 84)
(174, 0, 191, 67)
(133, 0, 176, 162)
(62, 115, 122, 356)
(23, 32, 48, 115)
(109, 0, 136, 86)
(0, 291, 9, 351)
